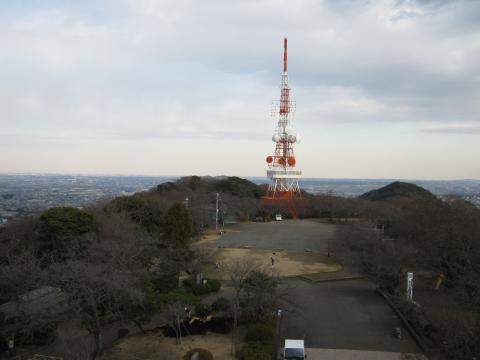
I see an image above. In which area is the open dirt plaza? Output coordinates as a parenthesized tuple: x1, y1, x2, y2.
(204, 247, 342, 279)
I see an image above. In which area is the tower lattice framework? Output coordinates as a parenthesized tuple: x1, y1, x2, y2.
(263, 38, 303, 218)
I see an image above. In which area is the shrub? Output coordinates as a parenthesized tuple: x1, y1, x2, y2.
(158, 288, 200, 308)
(241, 342, 273, 360)
(190, 284, 205, 295)
(212, 297, 231, 312)
(245, 323, 275, 343)
(184, 348, 213, 360)
(195, 303, 212, 317)
(183, 277, 221, 296)
(152, 273, 179, 294)
(207, 279, 221, 292)
(183, 277, 195, 288)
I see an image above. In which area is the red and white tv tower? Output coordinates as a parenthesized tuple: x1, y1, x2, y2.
(263, 38, 302, 218)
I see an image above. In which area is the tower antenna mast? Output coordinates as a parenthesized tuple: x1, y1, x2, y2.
(263, 38, 303, 218)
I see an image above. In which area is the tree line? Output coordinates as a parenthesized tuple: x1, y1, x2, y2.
(333, 182, 480, 359)
(0, 176, 280, 358)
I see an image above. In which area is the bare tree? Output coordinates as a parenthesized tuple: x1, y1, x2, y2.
(46, 212, 158, 357)
(51, 259, 143, 357)
(240, 270, 290, 323)
(225, 258, 261, 354)
(162, 301, 188, 345)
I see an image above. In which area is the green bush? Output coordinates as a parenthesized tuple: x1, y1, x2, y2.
(242, 321, 275, 360)
(152, 273, 179, 294)
(183, 277, 221, 295)
(158, 288, 200, 308)
(241, 342, 274, 360)
(183, 277, 195, 288)
(195, 303, 212, 317)
(207, 279, 221, 292)
(184, 348, 213, 360)
(245, 323, 275, 343)
(212, 297, 231, 312)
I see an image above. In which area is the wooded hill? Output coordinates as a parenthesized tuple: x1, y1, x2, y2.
(360, 181, 439, 202)
(0, 176, 272, 357)
(1, 176, 479, 358)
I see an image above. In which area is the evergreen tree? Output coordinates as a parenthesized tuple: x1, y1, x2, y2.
(163, 203, 193, 244)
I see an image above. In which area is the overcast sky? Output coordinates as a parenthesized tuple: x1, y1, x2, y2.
(1, 0, 479, 179)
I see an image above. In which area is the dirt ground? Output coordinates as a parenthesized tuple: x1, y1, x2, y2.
(195, 223, 342, 279)
(203, 248, 342, 280)
(194, 229, 223, 246)
(103, 331, 238, 360)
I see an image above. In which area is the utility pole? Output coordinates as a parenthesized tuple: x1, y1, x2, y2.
(215, 192, 219, 230)
(273, 309, 282, 360)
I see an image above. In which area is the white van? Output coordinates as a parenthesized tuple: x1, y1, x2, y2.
(275, 214, 283, 221)
(283, 339, 305, 359)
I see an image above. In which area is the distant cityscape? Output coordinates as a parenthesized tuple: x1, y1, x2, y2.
(0, 174, 173, 224)
(1, 174, 480, 224)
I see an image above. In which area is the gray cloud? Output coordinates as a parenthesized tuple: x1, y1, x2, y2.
(0, 0, 479, 177)
(421, 121, 480, 134)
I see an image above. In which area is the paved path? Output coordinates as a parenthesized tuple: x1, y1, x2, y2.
(280, 278, 420, 353)
(303, 348, 427, 360)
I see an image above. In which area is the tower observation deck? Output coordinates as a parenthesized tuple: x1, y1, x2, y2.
(263, 38, 303, 218)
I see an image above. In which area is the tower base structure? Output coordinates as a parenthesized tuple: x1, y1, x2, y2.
(262, 169, 303, 218)
(262, 195, 305, 219)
